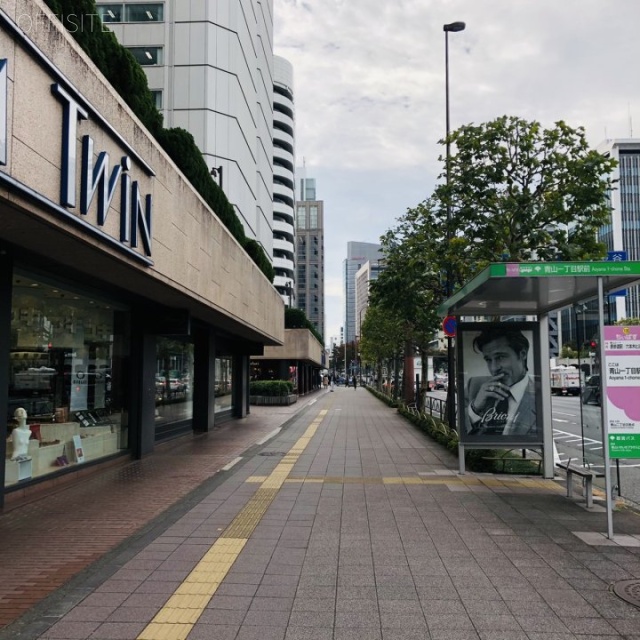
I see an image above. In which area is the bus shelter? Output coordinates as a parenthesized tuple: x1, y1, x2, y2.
(438, 260, 640, 538)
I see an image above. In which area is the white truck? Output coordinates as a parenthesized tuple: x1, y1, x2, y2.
(413, 356, 435, 390)
(550, 366, 581, 396)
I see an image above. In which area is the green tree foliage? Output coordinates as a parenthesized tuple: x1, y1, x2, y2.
(615, 318, 640, 325)
(154, 127, 245, 240)
(44, 0, 162, 136)
(369, 199, 449, 386)
(436, 116, 617, 266)
(359, 305, 404, 367)
(43, 0, 274, 282)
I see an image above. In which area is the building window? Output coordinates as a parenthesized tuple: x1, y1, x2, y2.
(6, 270, 130, 487)
(214, 357, 233, 414)
(125, 3, 164, 22)
(154, 338, 193, 439)
(126, 46, 163, 66)
(296, 207, 306, 230)
(97, 3, 124, 22)
(151, 90, 163, 109)
(309, 206, 318, 228)
(97, 3, 164, 23)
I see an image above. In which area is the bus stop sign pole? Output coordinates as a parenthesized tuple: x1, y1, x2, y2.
(598, 276, 615, 539)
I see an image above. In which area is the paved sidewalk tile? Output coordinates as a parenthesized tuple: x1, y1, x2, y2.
(1, 387, 640, 640)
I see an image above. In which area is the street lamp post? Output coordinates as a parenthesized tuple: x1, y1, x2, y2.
(210, 165, 223, 190)
(443, 20, 465, 432)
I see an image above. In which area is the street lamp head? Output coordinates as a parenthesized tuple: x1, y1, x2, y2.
(443, 21, 466, 32)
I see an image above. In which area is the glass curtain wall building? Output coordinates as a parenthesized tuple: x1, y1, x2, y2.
(598, 139, 640, 320)
(343, 242, 383, 344)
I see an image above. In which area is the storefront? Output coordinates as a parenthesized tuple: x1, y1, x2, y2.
(251, 329, 324, 395)
(0, 4, 283, 506)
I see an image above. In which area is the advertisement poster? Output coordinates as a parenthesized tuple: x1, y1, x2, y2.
(457, 322, 543, 445)
(72, 434, 85, 463)
(604, 325, 640, 459)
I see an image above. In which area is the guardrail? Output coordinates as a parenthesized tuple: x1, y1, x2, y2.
(422, 394, 447, 419)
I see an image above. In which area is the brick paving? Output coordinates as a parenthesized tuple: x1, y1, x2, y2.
(2, 387, 640, 640)
(0, 395, 320, 631)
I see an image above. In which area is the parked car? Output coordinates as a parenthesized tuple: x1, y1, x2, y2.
(582, 375, 601, 405)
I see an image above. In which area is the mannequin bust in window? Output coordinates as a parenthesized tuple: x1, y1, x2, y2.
(10, 407, 32, 461)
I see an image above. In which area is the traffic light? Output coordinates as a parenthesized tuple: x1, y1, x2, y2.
(590, 339, 598, 350)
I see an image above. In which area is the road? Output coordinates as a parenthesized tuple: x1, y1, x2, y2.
(551, 394, 640, 507)
(427, 389, 640, 506)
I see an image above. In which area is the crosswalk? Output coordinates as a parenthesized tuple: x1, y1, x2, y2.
(553, 427, 640, 469)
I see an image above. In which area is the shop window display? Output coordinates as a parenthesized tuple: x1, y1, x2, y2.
(5, 271, 130, 487)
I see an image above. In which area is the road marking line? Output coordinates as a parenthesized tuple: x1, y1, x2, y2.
(221, 457, 242, 471)
(553, 429, 602, 445)
(554, 419, 570, 423)
(137, 410, 328, 640)
(255, 427, 281, 445)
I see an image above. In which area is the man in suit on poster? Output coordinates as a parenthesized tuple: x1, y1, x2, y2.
(464, 327, 539, 438)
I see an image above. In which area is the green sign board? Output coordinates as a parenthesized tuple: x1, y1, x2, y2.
(490, 262, 640, 278)
(609, 434, 640, 459)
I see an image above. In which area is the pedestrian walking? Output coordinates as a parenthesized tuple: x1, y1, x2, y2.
(352, 375, 357, 390)
(330, 374, 334, 391)
(323, 374, 329, 390)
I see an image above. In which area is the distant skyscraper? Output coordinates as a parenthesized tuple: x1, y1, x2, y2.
(343, 242, 383, 343)
(273, 57, 296, 304)
(296, 175, 325, 339)
(96, 0, 275, 257)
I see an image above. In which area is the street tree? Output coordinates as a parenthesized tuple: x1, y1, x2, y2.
(359, 305, 404, 394)
(370, 200, 447, 399)
(436, 116, 617, 267)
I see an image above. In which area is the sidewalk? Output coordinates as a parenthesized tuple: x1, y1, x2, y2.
(2, 387, 640, 640)
(0, 392, 321, 631)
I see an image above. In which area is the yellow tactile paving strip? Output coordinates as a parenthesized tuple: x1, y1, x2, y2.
(137, 410, 328, 640)
(246, 475, 563, 491)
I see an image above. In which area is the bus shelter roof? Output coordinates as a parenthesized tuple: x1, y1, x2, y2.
(437, 261, 640, 317)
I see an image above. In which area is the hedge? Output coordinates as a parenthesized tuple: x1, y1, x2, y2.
(44, 0, 274, 283)
(390, 397, 542, 475)
(249, 380, 294, 397)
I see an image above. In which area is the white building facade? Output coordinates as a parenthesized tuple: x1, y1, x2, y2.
(96, 0, 275, 257)
(354, 260, 384, 338)
(272, 56, 296, 303)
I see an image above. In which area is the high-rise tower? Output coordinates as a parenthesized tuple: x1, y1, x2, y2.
(296, 175, 325, 339)
(96, 1, 275, 257)
(343, 242, 383, 344)
(273, 56, 296, 304)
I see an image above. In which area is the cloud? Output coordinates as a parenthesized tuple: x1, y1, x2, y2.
(274, 0, 640, 342)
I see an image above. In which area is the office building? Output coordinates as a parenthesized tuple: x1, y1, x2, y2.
(343, 242, 383, 344)
(295, 176, 324, 338)
(0, 5, 282, 507)
(598, 139, 640, 320)
(96, 0, 275, 257)
(355, 261, 384, 338)
(272, 56, 296, 304)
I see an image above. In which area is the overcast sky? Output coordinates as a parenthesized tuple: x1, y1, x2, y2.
(273, 0, 640, 346)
